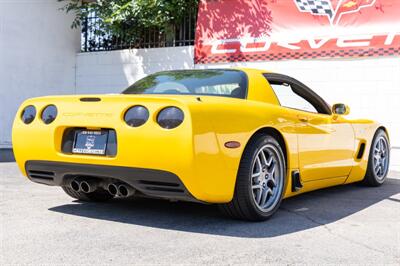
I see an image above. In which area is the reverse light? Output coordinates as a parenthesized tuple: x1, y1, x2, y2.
(41, 105, 58, 124)
(124, 105, 149, 127)
(21, 105, 36, 124)
(157, 107, 184, 129)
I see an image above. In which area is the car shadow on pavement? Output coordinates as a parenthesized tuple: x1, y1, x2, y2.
(49, 178, 400, 238)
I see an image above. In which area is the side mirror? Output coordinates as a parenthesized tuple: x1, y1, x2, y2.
(332, 103, 350, 115)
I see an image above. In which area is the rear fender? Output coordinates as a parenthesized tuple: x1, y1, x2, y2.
(188, 99, 299, 201)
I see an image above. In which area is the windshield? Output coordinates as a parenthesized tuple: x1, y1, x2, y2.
(122, 70, 247, 99)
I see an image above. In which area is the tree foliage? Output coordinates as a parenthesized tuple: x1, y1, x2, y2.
(59, 0, 198, 32)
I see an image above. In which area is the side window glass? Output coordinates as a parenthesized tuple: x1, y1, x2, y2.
(270, 83, 318, 113)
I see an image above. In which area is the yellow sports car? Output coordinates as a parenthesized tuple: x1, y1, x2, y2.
(12, 68, 390, 221)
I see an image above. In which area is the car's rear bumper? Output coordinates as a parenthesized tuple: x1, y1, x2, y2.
(25, 160, 198, 202)
(13, 95, 249, 203)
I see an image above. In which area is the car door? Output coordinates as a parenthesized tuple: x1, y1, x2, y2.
(294, 109, 355, 181)
(264, 74, 355, 181)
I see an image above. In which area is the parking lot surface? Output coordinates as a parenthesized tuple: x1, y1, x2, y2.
(1, 163, 399, 265)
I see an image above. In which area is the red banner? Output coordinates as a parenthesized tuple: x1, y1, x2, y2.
(194, 0, 400, 64)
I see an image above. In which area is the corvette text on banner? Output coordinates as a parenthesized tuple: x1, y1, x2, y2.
(194, 0, 400, 64)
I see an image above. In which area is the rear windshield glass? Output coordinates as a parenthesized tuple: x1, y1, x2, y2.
(122, 70, 247, 99)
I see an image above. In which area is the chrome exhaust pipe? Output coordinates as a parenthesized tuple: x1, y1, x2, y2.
(107, 183, 119, 196)
(118, 184, 136, 198)
(70, 179, 81, 192)
(79, 179, 99, 194)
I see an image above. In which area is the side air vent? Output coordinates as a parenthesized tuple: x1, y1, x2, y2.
(28, 170, 55, 181)
(138, 180, 184, 193)
(357, 143, 366, 159)
(291, 170, 303, 192)
(80, 97, 101, 102)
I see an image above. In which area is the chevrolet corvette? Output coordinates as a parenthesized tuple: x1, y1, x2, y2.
(12, 68, 390, 221)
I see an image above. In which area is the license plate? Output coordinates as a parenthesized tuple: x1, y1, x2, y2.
(72, 130, 108, 155)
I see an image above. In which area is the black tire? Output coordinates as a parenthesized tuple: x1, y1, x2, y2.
(62, 186, 113, 202)
(362, 129, 390, 187)
(219, 134, 286, 221)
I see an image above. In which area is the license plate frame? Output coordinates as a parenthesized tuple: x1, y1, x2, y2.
(72, 130, 109, 155)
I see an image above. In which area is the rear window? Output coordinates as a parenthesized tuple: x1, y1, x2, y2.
(122, 70, 247, 99)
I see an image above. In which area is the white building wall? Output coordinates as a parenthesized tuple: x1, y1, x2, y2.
(76, 46, 195, 94)
(202, 56, 400, 171)
(0, 3, 397, 169)
(76, 47, 399, 145)
(0, 0, 80, 148)
(74, 47, 400, 171)
(202, 57, 400, 146)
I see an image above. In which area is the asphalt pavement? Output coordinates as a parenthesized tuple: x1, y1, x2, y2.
(1, 163, 399, 265)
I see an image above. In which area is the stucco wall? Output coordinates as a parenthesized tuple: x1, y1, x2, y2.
(75, 46, 195, 94)
(0, 0, 80, 148)
(206, 56, 400, 172)
(76, 46, 399, 146)
(200, 57, 400, 148)
(2, 22, 397, 168)
(75, 47, 399, 170)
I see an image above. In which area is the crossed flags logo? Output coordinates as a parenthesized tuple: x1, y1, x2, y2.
(294, 0, 377, 25)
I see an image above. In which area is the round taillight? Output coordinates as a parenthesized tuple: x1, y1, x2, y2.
(157, 107, 184, 129)
(124, 105, 149, 127)
(21, 105, 36, 124)
(41, 105, 58, 124)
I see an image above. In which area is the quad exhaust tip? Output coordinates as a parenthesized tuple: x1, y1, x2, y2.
(71, 179, 135, 197)
(71, 180, 81, 192)
(80, 180, 98, 193)
(118, 184, 135, 197)
(107, 183, 135, 197)
(107, 183, 119, 196)
(70, 178, 99, 193)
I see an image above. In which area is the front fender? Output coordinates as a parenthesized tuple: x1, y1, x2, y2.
(345, 120, 385, 184)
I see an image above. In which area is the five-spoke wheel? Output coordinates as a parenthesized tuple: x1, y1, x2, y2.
(363, 129, 390, 186)
(219, 134, 286, 221)
(251, 144, 284, 213)
(372, 136, 389, 180)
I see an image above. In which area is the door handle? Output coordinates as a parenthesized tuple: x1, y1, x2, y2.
(297, 115, 309, 122)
